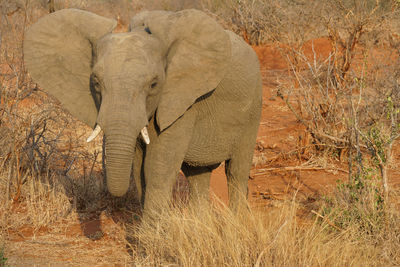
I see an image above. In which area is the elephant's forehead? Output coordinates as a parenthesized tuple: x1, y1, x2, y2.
(95, 31, 163, 80)
(98, 31, 161, 56)
(110, 33, 146, 47)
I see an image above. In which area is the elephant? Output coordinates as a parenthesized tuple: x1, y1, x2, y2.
(23, 8, 262, 215)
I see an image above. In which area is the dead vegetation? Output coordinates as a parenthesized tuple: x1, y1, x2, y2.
(273, 0, 400, 199)
(1, 0, 400, 266)
(130, 196, 400, 266)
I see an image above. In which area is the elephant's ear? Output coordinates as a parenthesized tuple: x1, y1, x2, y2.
(131, 9, 231, 131)
(24, 9, 117, 127)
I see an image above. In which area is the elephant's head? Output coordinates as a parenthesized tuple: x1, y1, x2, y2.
(24, 9, 231, 196)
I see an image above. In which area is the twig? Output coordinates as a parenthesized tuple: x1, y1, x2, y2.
(311, 210, 342, 231)
(314, 131, 367, 149)
(281, 92, 366, 149)
(88, 151, 99, 178)
(254, 166, 349, 174)
(28, 240, 70, 247)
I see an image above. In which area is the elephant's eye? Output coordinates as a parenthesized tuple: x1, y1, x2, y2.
(151, 82, 157, 89)
(91, 75, 100, 87)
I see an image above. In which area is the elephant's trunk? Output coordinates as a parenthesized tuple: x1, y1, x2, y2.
(97, 86, 148, 197)
(104, 127, 138, 197)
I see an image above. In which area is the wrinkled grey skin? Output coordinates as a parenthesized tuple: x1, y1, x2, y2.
(24, 9, 262, 214)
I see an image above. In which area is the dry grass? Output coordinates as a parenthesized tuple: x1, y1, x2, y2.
(129, 195, 400, 266)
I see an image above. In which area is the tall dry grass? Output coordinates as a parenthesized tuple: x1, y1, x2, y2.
(129, 196, 400, 266)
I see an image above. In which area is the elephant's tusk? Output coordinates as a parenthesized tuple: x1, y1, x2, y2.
(141, 127, 150, 144)
(86, 125, 102, 143)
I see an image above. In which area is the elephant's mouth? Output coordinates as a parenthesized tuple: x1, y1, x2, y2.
(86, 124, 150, 144)
(85, 122, 150, 197)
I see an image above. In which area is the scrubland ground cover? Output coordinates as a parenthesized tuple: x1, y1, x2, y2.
(1, 0, 400, 266)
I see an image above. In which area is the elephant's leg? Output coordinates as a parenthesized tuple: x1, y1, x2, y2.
(133, 141, 145, 206)
(181, 163, 215, 206)
(142, 113, 196, 219)
(225, 125, 259, 212)
(225, 157, 249, 212)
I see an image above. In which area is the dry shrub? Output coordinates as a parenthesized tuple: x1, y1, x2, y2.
(277, 0, 400, 195)
(129, 197, 400, 266)
(34, 0, 205, 29)
(197, 0, 325, 45)
(136, 0, 201, 11)
(320, 181, 400, 265)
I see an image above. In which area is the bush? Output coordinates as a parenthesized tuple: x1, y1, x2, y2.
(0, 248, 6, 267)
(278, 0, 400, 196)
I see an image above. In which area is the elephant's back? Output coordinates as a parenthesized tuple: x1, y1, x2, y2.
(225, 30, 261, 85)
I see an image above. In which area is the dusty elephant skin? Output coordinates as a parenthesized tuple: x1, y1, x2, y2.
(23, 8, 262, 215)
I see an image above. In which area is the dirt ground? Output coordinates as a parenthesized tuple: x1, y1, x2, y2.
(5, 39, 398, 266)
